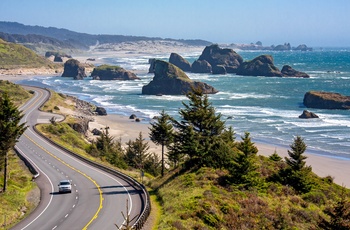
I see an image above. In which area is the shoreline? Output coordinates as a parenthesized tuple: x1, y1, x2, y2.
(89, 113, 350, 188)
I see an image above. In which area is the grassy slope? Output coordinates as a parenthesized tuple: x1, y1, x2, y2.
(0, 38, 59, 69)
(0, 82, 37, 228)
(149, 157, 349, 229)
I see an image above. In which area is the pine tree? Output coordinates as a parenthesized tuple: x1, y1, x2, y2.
(0, 93, 27, 192)
(125, 132, 150, 170)
(149, 110, 174, 176)
(229, 132, 258, 185)
(285, 136, 307, 171)
(172, 87, 228, 168)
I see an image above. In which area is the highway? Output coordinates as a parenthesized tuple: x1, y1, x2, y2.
(11, 87, 147, 230)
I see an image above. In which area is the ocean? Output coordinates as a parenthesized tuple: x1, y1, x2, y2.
(17, 48, 350, 159)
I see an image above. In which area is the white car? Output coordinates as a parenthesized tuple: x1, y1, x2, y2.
(58, 180, 72, 193)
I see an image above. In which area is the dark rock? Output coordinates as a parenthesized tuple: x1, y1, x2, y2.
(148, 58, 156, 73)
(129, 114, 137, 119)
(273, 43, 291, 51)
(299, 110, 319, 119)
(92, 128, 102, 135)
(95, 107, 107, 115)
(281, 65, 310, 78)
(293, 44, 313, 51)
(142, 60, 218, 95)
(61, 59, 86, 80)
(169, 53, 191, 72)
(191, 60, 212, 73)
(198, 44, 243, 71)
(236, 55, 282, 77)
(45, 51, 72, 58)
(303, 91, 350, 110)
(225, 66, 239, 73)
(212, 65, 227, 75)
(69, 118, 89, 134)
(91, 65, 140, 80)
(54, 56, 63, 62)
(135, 118, 141, 122)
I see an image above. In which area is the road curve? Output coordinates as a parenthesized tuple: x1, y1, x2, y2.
(11, 86, 148, 230)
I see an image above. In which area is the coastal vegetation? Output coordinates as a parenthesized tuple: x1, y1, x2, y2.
(34, 85, 350, 229)
(0, 82, 36, 228)
(0, 38, 58, 69)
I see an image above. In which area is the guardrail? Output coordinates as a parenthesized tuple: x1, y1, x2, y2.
(33, 126, 151, 230)
(18, 86, 150, 229)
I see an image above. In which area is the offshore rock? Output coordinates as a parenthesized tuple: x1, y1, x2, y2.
(191, 60, 212, 73)
(212, 65, 227, 75)
(299, 110, 319, 119)
(169, 53, 192, 72)
(142, 60, 217, 95)
(281, 65, 310, 78)
(236, 55, 282, 77)
(198, 44, 243, 73)
(61, 59, 86, 80)
(148, 58, 156, 73)
(303, 91, 350, 110)
(91, 65, 140, 80)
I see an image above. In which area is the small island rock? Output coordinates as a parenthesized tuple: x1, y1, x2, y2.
(281, 65, 310, 78)
(198, 44, 243, 73)
(191, 60, 212, 73)
(91, 65, 140, 80)
(303, 91, 350, 110)
(169, 53, 192, 72)
(299, 110, 319, 119)
(236, 55, 282, 77)
(61, 59, 86, 80)
(142, 60, 217, 95)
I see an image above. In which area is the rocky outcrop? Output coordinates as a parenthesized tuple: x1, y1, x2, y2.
(191, 60, 212, 73)
(95, 107, 107, 115)
(61, 59, 86, 80)
(148, 58, 156, 73)
(197, 44, 243, 73)
(299, 110, 319, 119)
(303, 91, 350, 109)
(273, 43, 291, 51)
(142, 60, 217, 95)
(293, 44, 313, 51)
(281, 65, 310, 78)
(169, 53, 191, 72)
(212, 65, 227, 75)
(236, 55, 282, 77)
(69, 118, 90, 135)
(91, 65, 140, 80)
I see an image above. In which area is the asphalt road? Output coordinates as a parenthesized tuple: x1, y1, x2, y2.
(11, 87, 145, 230)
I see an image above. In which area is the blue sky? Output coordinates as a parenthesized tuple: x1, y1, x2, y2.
(0, 0, 349, 47)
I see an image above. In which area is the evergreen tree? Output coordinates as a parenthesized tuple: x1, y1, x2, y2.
(149, 110, 174, 176)
(319, 189, 350, 229)
(172, 87, 228, 168)
(228, 132, 258, 186)
(125, 132, 150, 170)
(285, 136, 307, 171)
(0, 93, 27, 192)
(95, 126, 114, 158)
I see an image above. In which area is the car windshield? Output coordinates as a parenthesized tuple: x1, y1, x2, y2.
(60, 181, 70, 185)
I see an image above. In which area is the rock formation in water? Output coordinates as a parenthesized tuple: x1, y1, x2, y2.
(236, 55, 282, 77)
(169, 53, 192, 72)
(61, 59, 86, 80)
(303, 91, 350, 109)
(142, 60, 217, 95)
(281, 65, 310, 78)
(91, 65, 140, 80)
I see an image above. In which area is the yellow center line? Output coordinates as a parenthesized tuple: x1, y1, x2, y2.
(24, 133, 104, 229)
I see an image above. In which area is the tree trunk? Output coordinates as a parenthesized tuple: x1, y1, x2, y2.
(3, 151, 8, 192)
(161, 144, 164, 176)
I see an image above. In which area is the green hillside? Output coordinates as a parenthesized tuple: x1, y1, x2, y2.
(0, 38, 56, 69)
